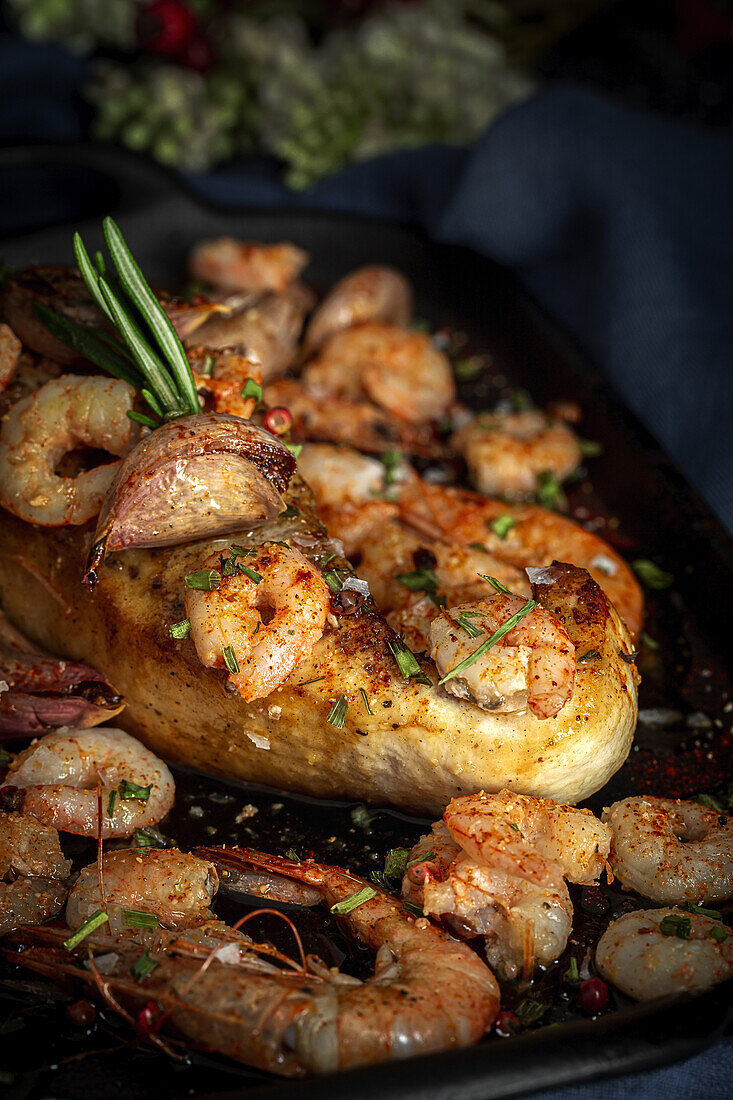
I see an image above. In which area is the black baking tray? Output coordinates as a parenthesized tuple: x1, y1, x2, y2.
(0, 144, 730, 1100)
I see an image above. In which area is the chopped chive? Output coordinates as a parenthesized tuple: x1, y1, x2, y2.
(632, 560, 673, 590)
(122, 909, 160, 930)
(394, 568, 445, 607)
(327, 693, 349, 728)
(710, 927, 729, 944)
(578, 438, 603, 458)
(453, 355, 484, 381)
(285, 849, 301, 862)
(682, 902, 723, 920)
(185, 569, 221, 591)
(131, 948, 159, 982)
(118, 779, 151, 801)
(242, 378, 263, 402)
(222, 645, 240, 674)
(508, 822, 525, 837)
(238, 565, 263, 584)
(439, 599, 538, 685)
(536, 470, 567, 510)
(641, 631, 659, 651)
(330, 886, 377, 916)
(378, 449, 402, 487)
(516, 999, 547, 1025)
(469, 541, 491, 553)
(279, 503, 300, 520)
(285, 443, 302, 459)
(659, 914, 691, 939)
(298, 675, 326, 687)
(454, 612, 484, 638)
(323, 569, 346, 595)
(387, 638, 428, 683)
(107, 790, 117, 818)
(578, 649, 600, 662)
(478, 574, 512, 594)
(402, 900, 423, 918)
(489, 515, 516, 540)
(64, 910, 109, 951)
(199, 353, 216, 377)
(133, 827, 167, 849)
(359, 688, 374, 715)
(169, 618, 191, 639)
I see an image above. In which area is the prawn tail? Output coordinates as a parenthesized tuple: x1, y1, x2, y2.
(196, 845, 328, 890)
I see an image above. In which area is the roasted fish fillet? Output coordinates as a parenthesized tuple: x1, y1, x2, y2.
(0, 472, 638, 814)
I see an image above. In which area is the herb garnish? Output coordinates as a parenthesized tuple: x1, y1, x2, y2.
(122, 909, 160, 930)
(118, 779, 151, 801)
(387, 638, 430, 684)
(131, 948, 159, 982)
(479, 574, 512, 595)
(632, 560, 673, 590)
(489, 515, 516, 540)
(359, 688, 374, 714)
(37, 218, 199, 424)
(238, 565, 263, 584)
(279, 503, 300, 520)
(285, 849, 301, 862)
(242, 378, 263, 402)
(697, 793, 724, 812)
(0, 747, 11, 768)
(536, 470, 567, 510)
(578, 439, 603, 458)
(285, 443, 302, 460)
(578, 649, 600, 662)
(439, 598, 537, 685)
(394, 567, 445, 607)
(327, 693, 349, 728)
(64, 910, 109, 951)
(453, 356, 484, 381)
(563, 957, 580, 985)
(402, 900, 424, 918)
(330, 886, 377, 916)
(169, 618, 191, 639)
(378, 450, 402, 487)
(710, 927, 729, 944)
(107, 790, 117, 818)
(454, 610, 484, 638)
(659, 914, 691, 940)
(133, 826, 168, 849)
(222, 645, 240, 674)
(641, 631, 659, 650)
(185, 569, 221, 591)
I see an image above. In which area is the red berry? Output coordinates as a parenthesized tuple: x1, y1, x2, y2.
(137, 0, 197, 56)
(579, 977, 608, 1015)
(136, 1000, 162, 1034)
(406, 860, 437, 885)
(263, 407, 293, 436)
(494, 1010, 521, 1037)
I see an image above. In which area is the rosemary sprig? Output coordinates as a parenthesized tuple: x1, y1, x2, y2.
(35, 217, 200, 424)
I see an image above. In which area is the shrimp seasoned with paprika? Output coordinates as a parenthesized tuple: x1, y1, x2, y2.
(303, 265, 413, 355)
(6, 726, 175, 838)
(188, 239, 308, 294)
(185, 543, 330, 703)
(0, 811, 71, 935)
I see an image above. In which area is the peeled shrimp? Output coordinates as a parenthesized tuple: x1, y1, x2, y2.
(596, 908, 733, 1001)
(0, 375, 136, 526)
(6, 726, 175, 839)
(0, 324, 21, 393)
(431, 589, 576, 719)
(405, 791, 610, 979)
(188, 238, 308, 294)
(399, 480, 643, 636)
(303, 265, 412, 355)
(603, 797, 733, 904)
(67, 848, 219, 935)
(185, 543, 330, 703)
(451, 409, 582, 498)
(303, 321, 455, 424)
(187, 346, 262, 418)
(0, 810, 71, 934)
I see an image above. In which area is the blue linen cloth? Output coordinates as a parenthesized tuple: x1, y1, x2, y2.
(0, 30, 731, 1100)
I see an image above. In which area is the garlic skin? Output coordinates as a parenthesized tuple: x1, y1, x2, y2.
(85, 413, 296, 585)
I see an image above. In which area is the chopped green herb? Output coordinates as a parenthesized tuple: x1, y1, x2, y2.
(0, 747, 12, 768)
(508, 822, 525, 837)
(238, 565, 263, 584)
(632, 560, 673, 590)
(578, 438, 603, 458)
(322, 568, 347, 595)
(508, 389, 533, 412)
(536, 470, 567, 510)
(285, 849, 301, 862)
(379, 449, 403, 487)
(117, 779, 151, 802)
(185, 569, 221, 591)
(469, 542, 491, 553)
(351, 805, 375, 830)
(454, 612, 484, 638)
(64, 910, 109, 951)
(563, 957, 580, 985)
(641, 631, 659, 651)
(402, 900, 424, 918)
(327, 693, 349, 728)
(107, 790, 117, 818)
(131, 948, 159, 982)
(697, 793, 724, 812)
(453, 356, 484, 381)
(285, 443, 302, 459)
(394, 567, 444, 607)
(408, 849, 436, 866)
(133, 826, 167, 849)
(682, 902, 723, 920)
(578, 649, 601, 662)
(490, 515, 516, 540)
(384, 847, 411, 880)
(279, 503, 300, 520)
(659, 914, 691, 940)
(169, 618, 191, 639)
(515, 999, 547, 1026)
(222, 645, 240, 674)
(387, 638, 429, 683)
(359, 688, 374, 715)
(710, 927, 729, 944)
(298, 675, 326, 687)
(199, 353, 216, 378)
(122, 909, 160, 930)
(242, 378, 263, 402)
(439, 599, 538, 685)
(478, 574, 512, 595)
(330, 886, 377, 916)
